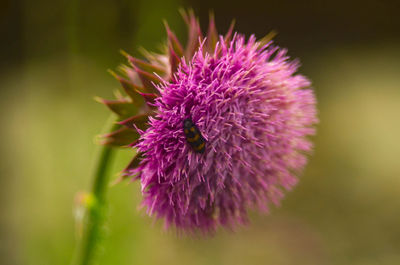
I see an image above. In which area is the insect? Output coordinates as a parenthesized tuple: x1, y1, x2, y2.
(183, 118, 206, 153)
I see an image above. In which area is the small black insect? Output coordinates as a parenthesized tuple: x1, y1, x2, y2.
(183, 118, 206, 153)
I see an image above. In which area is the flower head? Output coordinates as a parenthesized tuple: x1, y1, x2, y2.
(100, 10, 318, 234)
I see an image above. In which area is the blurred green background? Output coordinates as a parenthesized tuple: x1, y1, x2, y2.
(1, 0, 400, 264)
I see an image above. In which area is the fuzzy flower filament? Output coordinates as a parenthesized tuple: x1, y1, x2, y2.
(101, 11, 317, 234)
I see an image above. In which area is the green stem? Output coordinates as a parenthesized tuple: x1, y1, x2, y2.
(73, 121, 119, 265)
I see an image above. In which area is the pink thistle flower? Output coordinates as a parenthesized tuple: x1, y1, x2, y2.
(100, 10, 318, 234)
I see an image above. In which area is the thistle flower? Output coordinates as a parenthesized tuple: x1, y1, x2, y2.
(99, 10, 318, 234)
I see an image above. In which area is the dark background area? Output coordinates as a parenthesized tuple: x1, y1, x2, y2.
(2, 0, 400, 69)
(1, 1, 400, 264)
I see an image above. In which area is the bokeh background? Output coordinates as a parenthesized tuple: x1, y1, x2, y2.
(1, 0, 400, 264)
